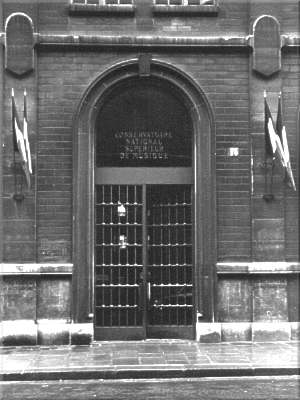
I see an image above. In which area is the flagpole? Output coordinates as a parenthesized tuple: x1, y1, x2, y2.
(269, 92, 274, 195)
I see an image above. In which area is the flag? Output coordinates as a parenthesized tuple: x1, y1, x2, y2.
(23, 89, 32, 174)
(276, 93, 296, 191)
(264, 90, 277, 158)
(264, 91, 287, 167)
(12, 88, 31, 189)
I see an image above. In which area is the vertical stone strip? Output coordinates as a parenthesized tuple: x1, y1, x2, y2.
(0, 1, 3, 263)
(3, 6, 37, 262)
(249, 13, 284, 262)
(249, 8, 288, 325)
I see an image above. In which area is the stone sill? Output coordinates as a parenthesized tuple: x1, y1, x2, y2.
(0, 263, 73, 275)
(152, 4, 218, 16)
(217, 262, 300, 274)
(69, 4, 136, 15)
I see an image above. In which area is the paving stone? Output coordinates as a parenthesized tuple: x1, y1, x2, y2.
(1, 340, 299, 379)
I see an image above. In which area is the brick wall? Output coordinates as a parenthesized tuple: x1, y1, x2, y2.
(4, 49, 297, 265)
(35, 49, 251, 262)
(1, 0, 299, 332)
(282, 51, 299, 261)
(36, 0, 299, 37)
(36, 0, 249, 36)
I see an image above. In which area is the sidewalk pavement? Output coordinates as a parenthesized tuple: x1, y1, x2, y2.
(1, 340, 299, 381)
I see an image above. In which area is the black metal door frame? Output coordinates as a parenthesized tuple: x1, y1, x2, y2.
(94, 170, 194, 340)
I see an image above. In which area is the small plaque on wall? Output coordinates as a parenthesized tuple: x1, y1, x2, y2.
(39, 239, 70, 262)
(2, 278, 36, 320)
(5, 13, 34, 76)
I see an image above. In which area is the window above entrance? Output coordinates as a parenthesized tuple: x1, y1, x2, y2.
(70, 0, 134, 5)
(69, 0, 218, 16)
(95, 79, 192, 168)
(154, 0, 215, 5)
(70, 0, 215, 3)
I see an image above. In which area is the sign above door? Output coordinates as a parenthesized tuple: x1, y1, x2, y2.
(96, 79, 192, 168)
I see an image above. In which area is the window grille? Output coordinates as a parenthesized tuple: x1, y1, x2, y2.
(69, 0, 218, 16)
(70, 0, 133, 5)
(154, 0, 214, 5)
(95, 184, 193, 329)
(70, 0, 214, 5)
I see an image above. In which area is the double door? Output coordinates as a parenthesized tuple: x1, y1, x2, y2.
(94, 184, 194, 340)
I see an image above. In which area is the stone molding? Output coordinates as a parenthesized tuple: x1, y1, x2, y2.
(217, 262, 300, 274)
(1, 31, 299, 49)
(35, 34, 250, 48)
(72, 57, 216, 322)
(1, 262, 299, 275)
(0, 263, 73, 275)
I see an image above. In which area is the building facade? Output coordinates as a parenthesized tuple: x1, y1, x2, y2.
(0, 0, 299, 345)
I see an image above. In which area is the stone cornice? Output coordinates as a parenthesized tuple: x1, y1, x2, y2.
(0, 32, 299, 48)
(281, 35, 300, 47)
(35, 34, 250, 48)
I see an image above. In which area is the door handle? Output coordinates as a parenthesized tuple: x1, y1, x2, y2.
(147, 282, 151, 302)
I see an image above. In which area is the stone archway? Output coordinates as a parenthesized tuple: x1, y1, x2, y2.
(72, 59, 216, 335)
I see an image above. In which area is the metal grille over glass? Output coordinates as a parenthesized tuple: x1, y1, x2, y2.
(95, 185, 143, 329)
(95, 184, 193, 338)
(147, 185, 193, 326)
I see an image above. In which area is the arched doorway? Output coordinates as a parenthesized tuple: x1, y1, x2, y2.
(95, 78, 193, 339)
(72, 59, 216, 341)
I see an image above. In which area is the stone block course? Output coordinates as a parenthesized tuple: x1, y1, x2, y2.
(0, 320, 37, 346)
(252, 322, 291, 342)
(36, 278, 71, 320)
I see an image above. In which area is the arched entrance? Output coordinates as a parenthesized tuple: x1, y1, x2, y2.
(72, 59, 216, 340)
